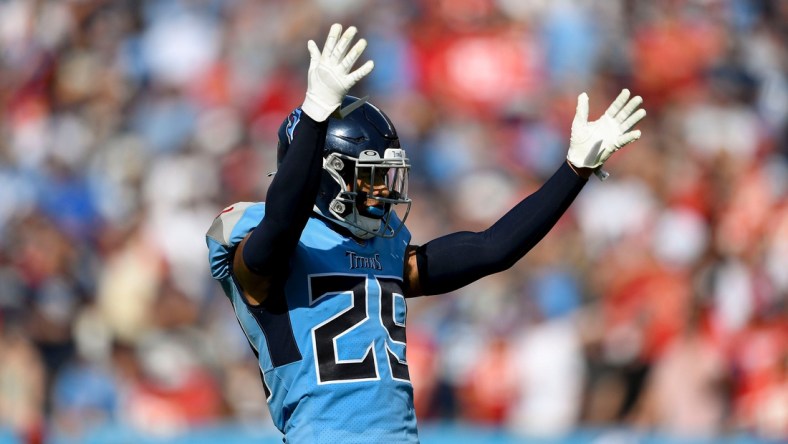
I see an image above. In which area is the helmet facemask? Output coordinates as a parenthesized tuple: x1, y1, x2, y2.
(320, 148, 411, 239)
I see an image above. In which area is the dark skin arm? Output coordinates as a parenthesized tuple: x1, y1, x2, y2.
(233, 235, 271, 306)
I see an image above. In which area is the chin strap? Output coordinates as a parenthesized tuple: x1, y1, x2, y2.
(313, 204, 382, 239)
(346, 212, 381, 239)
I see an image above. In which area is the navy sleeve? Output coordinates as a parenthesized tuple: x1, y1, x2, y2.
(242, 111, 327, 275)
(415, 161, 586, 296)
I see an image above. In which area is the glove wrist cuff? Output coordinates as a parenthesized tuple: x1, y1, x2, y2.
(566, 153, 601, 170)
(302, 92, 340, 122)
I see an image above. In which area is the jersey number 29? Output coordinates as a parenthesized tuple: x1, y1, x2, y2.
(309, 274, 410, 384)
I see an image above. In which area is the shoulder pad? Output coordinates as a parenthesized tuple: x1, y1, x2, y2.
(205, 202, 263, 280)
(207, 202, 257, 247)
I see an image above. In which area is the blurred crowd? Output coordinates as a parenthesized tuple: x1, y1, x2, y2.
(0, 0, 786, 443)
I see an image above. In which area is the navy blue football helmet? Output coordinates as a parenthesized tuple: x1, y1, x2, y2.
(277, 96, 411, 239)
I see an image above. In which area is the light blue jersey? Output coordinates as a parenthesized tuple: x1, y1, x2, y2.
(206, 202, 419, 443)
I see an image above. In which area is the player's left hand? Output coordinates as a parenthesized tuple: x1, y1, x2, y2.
(566, 89, 646, 179)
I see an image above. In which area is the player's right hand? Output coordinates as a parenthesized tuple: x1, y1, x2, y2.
(301, 24, 374, 122)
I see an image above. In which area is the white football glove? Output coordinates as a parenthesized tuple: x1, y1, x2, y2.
(567, 89, 646, 180)
(302, 24, 375, 122)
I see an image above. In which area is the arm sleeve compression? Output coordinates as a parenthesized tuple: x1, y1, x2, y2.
(415, 161, 586, 296)
(242, 111, 327, 275)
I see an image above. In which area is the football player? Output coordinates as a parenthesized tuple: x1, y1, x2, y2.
(206, 23, 645, 443)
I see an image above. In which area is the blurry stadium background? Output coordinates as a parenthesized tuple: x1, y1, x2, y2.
(0, 0, 786, 443)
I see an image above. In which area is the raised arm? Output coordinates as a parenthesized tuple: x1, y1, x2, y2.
(404, 90, 645, 297)
(234, 24, 374, 305)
